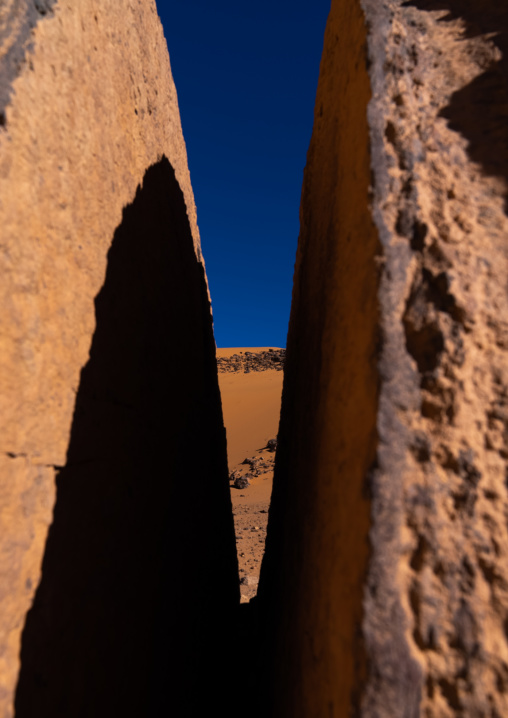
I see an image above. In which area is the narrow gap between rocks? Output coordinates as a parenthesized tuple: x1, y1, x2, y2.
(216, 347, 286, 604)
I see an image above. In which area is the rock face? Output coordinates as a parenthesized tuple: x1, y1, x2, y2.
(0, 2, 237, 716)
(258, 1, 508, 716)
(4, 1, 508, 716)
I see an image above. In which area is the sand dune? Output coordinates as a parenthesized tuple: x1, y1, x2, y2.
(217, 347, 283, 468)
(217, 347, 284, 601)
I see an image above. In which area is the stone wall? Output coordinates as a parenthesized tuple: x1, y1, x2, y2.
(4, 1, 508, 715)
(258, 1, 508, 716)
(0, 2, 238, 716)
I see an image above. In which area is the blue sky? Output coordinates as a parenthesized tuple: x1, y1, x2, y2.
(155, 1, 330, 347)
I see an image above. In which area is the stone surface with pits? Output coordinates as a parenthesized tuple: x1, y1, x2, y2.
(258, 1, 508, 716)
(0, 2, 237, 716)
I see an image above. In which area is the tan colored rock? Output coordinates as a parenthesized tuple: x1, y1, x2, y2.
(0, 2, 237, 716)
(259, 1, 508, 716)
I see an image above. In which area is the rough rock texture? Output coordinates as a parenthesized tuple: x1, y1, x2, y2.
(258, 1, 508, 716)
(0, 2, 237, 716)
(217, 348, 286, 373)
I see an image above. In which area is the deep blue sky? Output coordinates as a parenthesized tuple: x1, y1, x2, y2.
(155, 1, 330, 348)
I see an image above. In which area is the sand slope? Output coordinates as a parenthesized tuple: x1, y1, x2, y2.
(217, 348, 283, 601)
(217, 347, 283, 467)
(218, 370, 283, 468)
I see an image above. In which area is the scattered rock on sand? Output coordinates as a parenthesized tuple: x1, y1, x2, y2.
(233, 475, 251, 489)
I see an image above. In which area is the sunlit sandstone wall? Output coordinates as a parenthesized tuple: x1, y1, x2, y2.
(259, 1, 508, 716)
(0, 2, 238, 716)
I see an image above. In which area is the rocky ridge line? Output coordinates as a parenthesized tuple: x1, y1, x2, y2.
(217, 348, 285, 374)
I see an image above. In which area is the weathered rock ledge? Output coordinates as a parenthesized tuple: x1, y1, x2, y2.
(0, 2, 237, 716)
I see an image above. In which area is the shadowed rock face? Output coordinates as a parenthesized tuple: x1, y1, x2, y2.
(404, 0, 508, 209)
(258, 1, 508, 716)
(257, 1, 379, 715)
(0, 3, 237, 716)
(15, 156, 238, 718)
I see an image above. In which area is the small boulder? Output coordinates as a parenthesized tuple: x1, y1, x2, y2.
(233, 475, 251, 489)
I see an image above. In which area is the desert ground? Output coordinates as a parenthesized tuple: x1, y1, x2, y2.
(216, 348, 284, 602)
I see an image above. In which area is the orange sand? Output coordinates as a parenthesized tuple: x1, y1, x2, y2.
(217, 347, 284, 601)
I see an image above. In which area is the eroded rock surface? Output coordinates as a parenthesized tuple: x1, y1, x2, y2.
(217, 348, 286, 373)
(259, 1, 508, 716)
(0, 2, 237, 716)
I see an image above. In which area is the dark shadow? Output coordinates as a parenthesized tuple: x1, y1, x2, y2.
(15, 156, 239, 717)
(403, 1, 508, 210)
